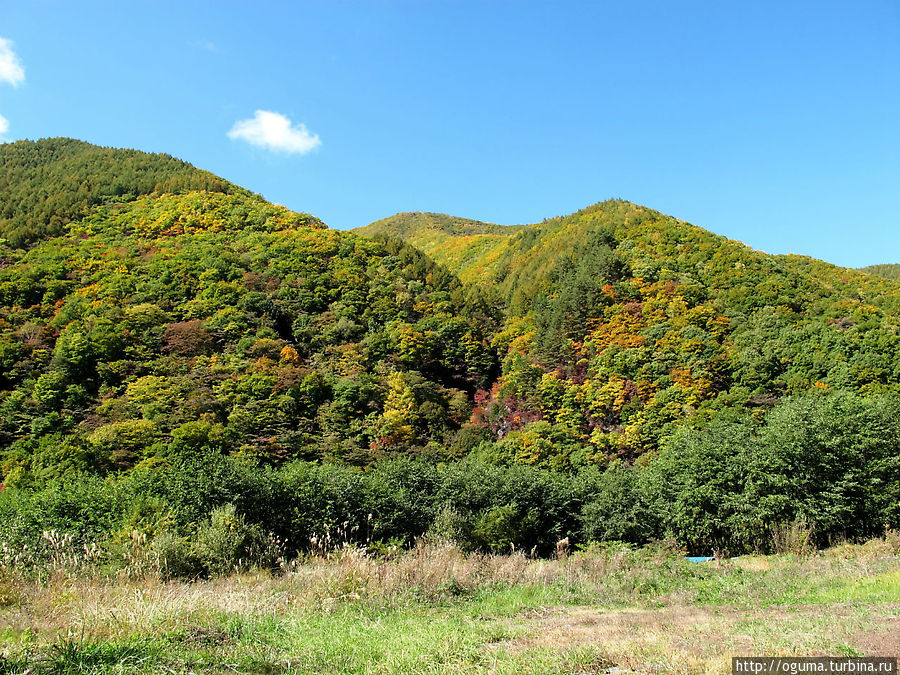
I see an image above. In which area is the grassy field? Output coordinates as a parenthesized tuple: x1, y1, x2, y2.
(0, 537, 898, 674)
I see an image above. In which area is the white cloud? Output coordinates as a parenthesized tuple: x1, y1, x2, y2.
(0, 38, 25, 87)
(227, 110, 321, 154)
(0, 113, 8, 138)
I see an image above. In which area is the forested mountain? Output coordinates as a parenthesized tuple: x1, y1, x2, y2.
(0, 138, 246, 247)
(0, 140, 897, 561)
(859, 263, 900, 280)
(359, 200, 900, 461)
(0, 149, 498, 488)
(358, 212, 526, 285)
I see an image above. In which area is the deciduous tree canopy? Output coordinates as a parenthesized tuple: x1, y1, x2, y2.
(1, 140, 897, 560)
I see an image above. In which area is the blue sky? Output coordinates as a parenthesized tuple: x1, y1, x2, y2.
(1, 1, 898, 267)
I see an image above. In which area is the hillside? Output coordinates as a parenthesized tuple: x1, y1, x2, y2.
(0, 142, 897, 561)
(357, 212, 526, 284)
(859, 263, 900, 280)
(0, 148, 498, 487)
(360, 201, 900, 314)
(359, 201, 900, 460)
(0, 137, 247, 247)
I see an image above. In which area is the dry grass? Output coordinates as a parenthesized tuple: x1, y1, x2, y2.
(0, 542, 617, 641)
(0, 538, 898, 673)
(497, 604, 900, 672)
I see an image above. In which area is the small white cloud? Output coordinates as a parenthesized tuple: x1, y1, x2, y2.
(227, 110, 321, 154)
(0, 38, 25, 87)
(0, 113, 9, 135)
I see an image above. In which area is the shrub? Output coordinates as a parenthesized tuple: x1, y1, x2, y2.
(193, 504, 277, 576)
(756, 390, 900, 544)
(472, 505, 534, 553)
(640, 419, 762, 553)
(579, 462, 653, 545)
(0, 475, 123, 571)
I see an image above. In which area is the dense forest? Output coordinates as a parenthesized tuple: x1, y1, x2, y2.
(1, 139, 898, 575)
(0, 138, 245, 247)
(360, 202, 900, 457)
(859, 263, 900, 280)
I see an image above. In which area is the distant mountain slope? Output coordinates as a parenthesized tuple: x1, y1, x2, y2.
(358, 200, 900, 459)
(359, 211, 516, 238)
(0, 137, 246, 247)
(360, 200, 900, 316)
(859, 263, 900, 280)
(356, 212, 526, 285)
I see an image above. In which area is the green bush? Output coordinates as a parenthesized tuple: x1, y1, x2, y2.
(641, 418, 766, 553)
(0, 474, 123, 570)
(579, 462, 653, 544)
(193, 504, 277, 576)
(756, 390, 900, 544)
(2, 389, 898, 570)
(640, 391, 900, 552)
(473, 505, 534, 553)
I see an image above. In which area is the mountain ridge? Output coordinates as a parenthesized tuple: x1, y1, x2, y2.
(356, 199, 900, 313)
